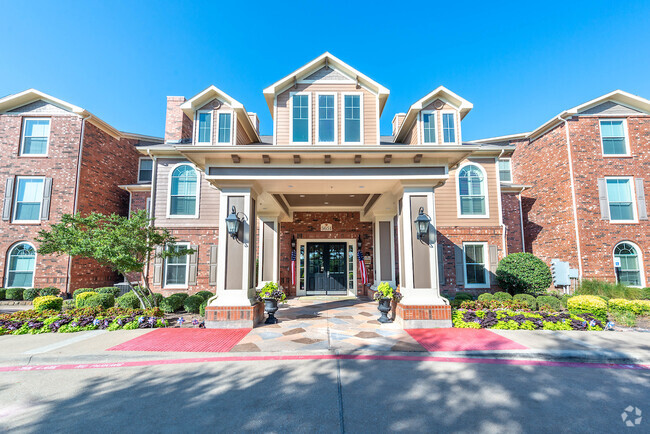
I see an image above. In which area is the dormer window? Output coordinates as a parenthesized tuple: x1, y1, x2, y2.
(197, 111, 212, 144)
(317, 94, 336, 143)
(443, 113, 456, 143)
(292, 93, 310, 143)
(218, 113, 232, 143)
(343, 94, 362, 144)
(422, 112, 437, 143)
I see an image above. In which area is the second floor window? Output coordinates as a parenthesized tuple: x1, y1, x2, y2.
(138, 159, 153, 183)
(21, 118, 51, 155)
(218, 113, 231, 143)
(14, 177, 44, 222)
(318, 95, 335, 143)
(498, 159, 512, 182)
(443, 113, 456, 143)
(197, 112, 212, 143)
(458, 164, 486, 216)
(344, 95, 361, 143)
(422, 112, 436, 143)
(606, 178, 635, 221)
(600, 120, 628, 155)
(292, 94, 309, 143)
(169, 165, 198, 216)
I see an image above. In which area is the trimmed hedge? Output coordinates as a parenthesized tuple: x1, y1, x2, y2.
(0, 288, 5, 300)
(200, 300, 208, 316)
(116, 292, 141, 309)
(576, 279, 644, 300)
(608, 299, 650, 316)
(73, 288, 98, 299)
(184, 295, 204, 314)
(160, 296, 183, 313)
(6, 288, 25, 300)
(493, 292, 513, 301)
(62, 299, 75, 310)
(455, 293, 473, 302)
(514, 293, 537, 309)
(76, 292, 99, 308)
(536, 295, 561, 311)
(195, 291, 214, 302)
(495, 253, 552, 296)
(560, 294, 573, 308)
(169, 293, 189, 303)
(33, 296, 63, 312)
(23, 288, 40, 301)
(153, 293, 164, 306)
(477, 293, 494, 302)
(82, 293, 115, 309)
(39, 287, 61, 297)
(568, 295, 607, 323)
(97, 287, 121, 298)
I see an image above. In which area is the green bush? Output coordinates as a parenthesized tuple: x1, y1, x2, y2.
(536, 295, 562, 311)
(514, 293, 537, 309)
(493, 291, 513, 301)
(62, 299, 75, 310)
(0, 288, 5, 300)
(97, 287, 121, 298)
(160, 296, 183, 313)
(184, 295, 204, 314)
(568, 295, 608, 322)
(73, 288, 97, 299)
(560, 294, 573, 308)
(169, 292, 189, 303)
(195, 291, 214, 302)
(39, 287, 61, 297)
(83, 293, 115, 309)
(576, 279, 644, 300)
(6, 288, 25, 300)
(200, 300, 208, 316)
(643, 288, 650, 300)
(611, 311, 636, 327)
(455, 293, 473, 302)
(153, 293, 164, 305)
(75, 291, 99, 308)
(116, 292, 141, 309)
(608, 299, 650, 316)
(33, 296, 63, 312)
(477, 293, 494, 302)
(495, 253, 552, 296)
(23, 288, 40, 301)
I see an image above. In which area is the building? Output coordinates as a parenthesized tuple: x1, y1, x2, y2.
(0, 89, 160, 295)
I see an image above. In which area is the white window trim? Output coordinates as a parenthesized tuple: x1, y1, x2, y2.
(5, 241, 37, 288)
(420, 110, 438, 144)
(599, 118, 630, 157)
(137, 157, 153, 183)
(342, 92, 364, 145)
(441, 110, 458, 144)
(605, 176, 638, 224)
(315, 92, 338, 145)
(163, 241, 190, 288)
(498, 158, 513, 183)
(456, 162, 490, 219)
(289, 92, 312, 145)
(20, 118, 51, 157)
(12, 176, 45, 223)
(216, 110, 234, 145)
(463, 242, 489, 289)
(613, 241, 646, 288)
(196, 110, 213, 145)
(166, 163, 200, 219)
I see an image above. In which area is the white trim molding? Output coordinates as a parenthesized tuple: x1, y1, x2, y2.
(462, 241, 490, 289)
(163, 241, 190, 289)
(456, 162, 490, 219)
(166, 162, 201, 219)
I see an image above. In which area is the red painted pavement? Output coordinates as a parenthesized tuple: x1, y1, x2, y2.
(107, 328, 251, 353)
(406, 328, 528, 352)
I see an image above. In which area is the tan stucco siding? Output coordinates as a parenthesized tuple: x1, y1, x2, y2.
(236, 114, 249, 145)
(435, 157, 500, 227)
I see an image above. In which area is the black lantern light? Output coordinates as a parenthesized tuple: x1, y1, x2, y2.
(291, 235, 296, 249)
(414, 207, 431, 240)
(357, 235, 363, 249)
(225, 206, 242, 238)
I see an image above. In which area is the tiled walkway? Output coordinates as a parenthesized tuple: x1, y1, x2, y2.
(231, 297, 426, 352)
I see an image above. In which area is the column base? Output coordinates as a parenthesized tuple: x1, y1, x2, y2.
(204, 302, 265, 329)
(394, 304, 452, 329)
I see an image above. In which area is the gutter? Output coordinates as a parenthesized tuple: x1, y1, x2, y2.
(496, 149, 508, 255)
(142, 149, 158, 287)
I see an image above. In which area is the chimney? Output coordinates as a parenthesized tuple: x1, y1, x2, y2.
(165, 96, 192, 143)
(247, 112, 260, 136)
(392, 113, 406, 137)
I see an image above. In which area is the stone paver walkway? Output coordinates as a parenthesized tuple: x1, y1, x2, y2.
(231, 297, 425, 352)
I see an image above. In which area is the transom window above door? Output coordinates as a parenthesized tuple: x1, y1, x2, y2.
(318, 94, 336, 143)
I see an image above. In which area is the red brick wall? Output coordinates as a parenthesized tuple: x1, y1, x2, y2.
(279, 212, 374, 296)
(501, 192, 524, 255)
(130, 191, 151, 213)
(164, 96, 193, 143)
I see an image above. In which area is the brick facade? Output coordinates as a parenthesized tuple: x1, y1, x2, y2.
(501, 192, 525, 255)
(164, 96, 193, 143)
(129, 190, 151, 213)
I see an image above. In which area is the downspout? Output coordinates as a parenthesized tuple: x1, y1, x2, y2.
(143, 149, 158, 287)
(497, 150, 508, 256)
(65, 115, 92, 297)
(518, 192, 526, 252)
(559, 115, 583, 279)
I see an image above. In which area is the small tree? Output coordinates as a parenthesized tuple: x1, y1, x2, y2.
(495, 252, 552, 296)
(36, 210, 192, 308)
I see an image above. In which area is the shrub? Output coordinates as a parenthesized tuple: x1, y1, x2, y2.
(153, 293, 164, 305)
(493, 292, 513, 301)
(477, 293, 494, 302)
(200, 300, 208, 316)
(83, 293, 115, 309)
(23, 288, 41, 301)
(514, 294, 537, 309)
(576, 279, 644, 300)
(169, 293, 189, 303)
(460, 299, 531, 311)
(495, 253, 552, 296)
(568, 295, 608, 322)
(97, 287, 121, 298)
(643, 288, 650, 300)
(195, 291, 214, 302)
(455, 293, 473, 302)
(116, 292, 141, 309)
(6, 288, 25, 300)
(62, 299, 75, 310)
(608, 299, 650, 316)
(39, 287, 61, 297)
(73, 288, 97, 299)
(184, 295, 204, 314)
(560, 294, 573, 308)
(33, 296, 63, 312)
(160, 296, 183, 313)
(536, 295, 562, 311)
(0, 288, 5, 300)
(75, 291, 98, 308)
(611, 311, 636, 327)
(453, 309, 603, 331)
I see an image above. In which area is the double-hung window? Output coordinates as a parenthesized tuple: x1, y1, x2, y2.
(169, 165, 198, 217)
(197, 111, 212, 144)
(292, 94, 310, 143)
(458, 164, 487, 216)
(318, 94, 335, 143)
(442, 113, 456, 143)
(343, 94, 361, 143)
(422, 112, 436, 143)
(13, 177, 44, 222)
(21, 118, 51, 155)
(464, 242, 488, 287)
(164, 242, 189, 287)
(6, 243, 36, 288)
(498, 159, 512, 183)
(138, 158, 153, 183)
(606, 178, 635, 222)
(600, 120, 628, 155)
(218, 113, 231, 143)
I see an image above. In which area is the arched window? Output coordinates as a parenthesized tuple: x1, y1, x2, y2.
(614, 242, 642, 287)
(169, 165, 198, 216)
(458, 164, 487, 216)
(6, 243, 36, 288)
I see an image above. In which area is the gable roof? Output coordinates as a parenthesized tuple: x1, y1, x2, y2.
(394, 86, 473, 143)
(262, 52, 390, 117)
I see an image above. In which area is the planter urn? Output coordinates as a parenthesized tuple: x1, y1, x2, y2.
(377, 298, 393, 323)
(264, 298, 279, 324)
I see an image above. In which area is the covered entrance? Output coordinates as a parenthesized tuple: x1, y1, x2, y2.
(306, 242, 347, 295)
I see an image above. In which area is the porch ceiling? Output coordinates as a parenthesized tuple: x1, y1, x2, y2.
(283, 194, 369, 207)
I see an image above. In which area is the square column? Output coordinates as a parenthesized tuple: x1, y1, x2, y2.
(257, 215, 280, 289)
(372, 215, 396, 289)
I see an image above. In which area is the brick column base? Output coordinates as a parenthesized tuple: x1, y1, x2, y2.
(394, 304, 452, 329)
(205, 302, 265, 329)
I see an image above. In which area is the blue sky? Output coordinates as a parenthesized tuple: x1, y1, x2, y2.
(2, 1, 649, 140)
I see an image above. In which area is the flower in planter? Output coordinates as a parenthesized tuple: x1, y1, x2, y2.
(373, 282, 403, 302)
(255, 282, 286, 302)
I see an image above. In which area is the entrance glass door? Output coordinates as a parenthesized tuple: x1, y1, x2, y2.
(306, 242, 347, 295)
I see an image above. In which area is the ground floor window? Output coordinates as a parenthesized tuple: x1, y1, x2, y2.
(614, 242, 642, 287)
(164, 242, 189, 287)
(6, 242, 36, 288)
(463, 242, 488, 288)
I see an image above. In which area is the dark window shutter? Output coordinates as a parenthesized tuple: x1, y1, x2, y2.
(153, 246, 163, 286)
(40, 177, 53, 221)
(209, 244, 218, 286)
(2, 177, 15, 221)
(597, 178, 610, 220)
(437, 243, 445, 287)
(188, 244, 198, 286)
(488, 245, 498, 285)
(454, 245, 465, 286)
(635, 179, 647, 220)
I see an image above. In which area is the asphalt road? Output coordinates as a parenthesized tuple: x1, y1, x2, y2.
(0, 356, 648, 433)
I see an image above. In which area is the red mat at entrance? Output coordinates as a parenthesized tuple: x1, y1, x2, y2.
(406, 328, 528, 352)
(107, 328, 251, 353)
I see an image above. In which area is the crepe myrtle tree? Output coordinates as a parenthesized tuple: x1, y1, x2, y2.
(36, 210, 193, 308)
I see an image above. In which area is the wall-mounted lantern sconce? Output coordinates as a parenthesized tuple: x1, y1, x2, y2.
(414, 207, 431, 240)
(225, 206, 243, 239)
(291, 235, 296, 249)
(357, 235, 363, 249)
